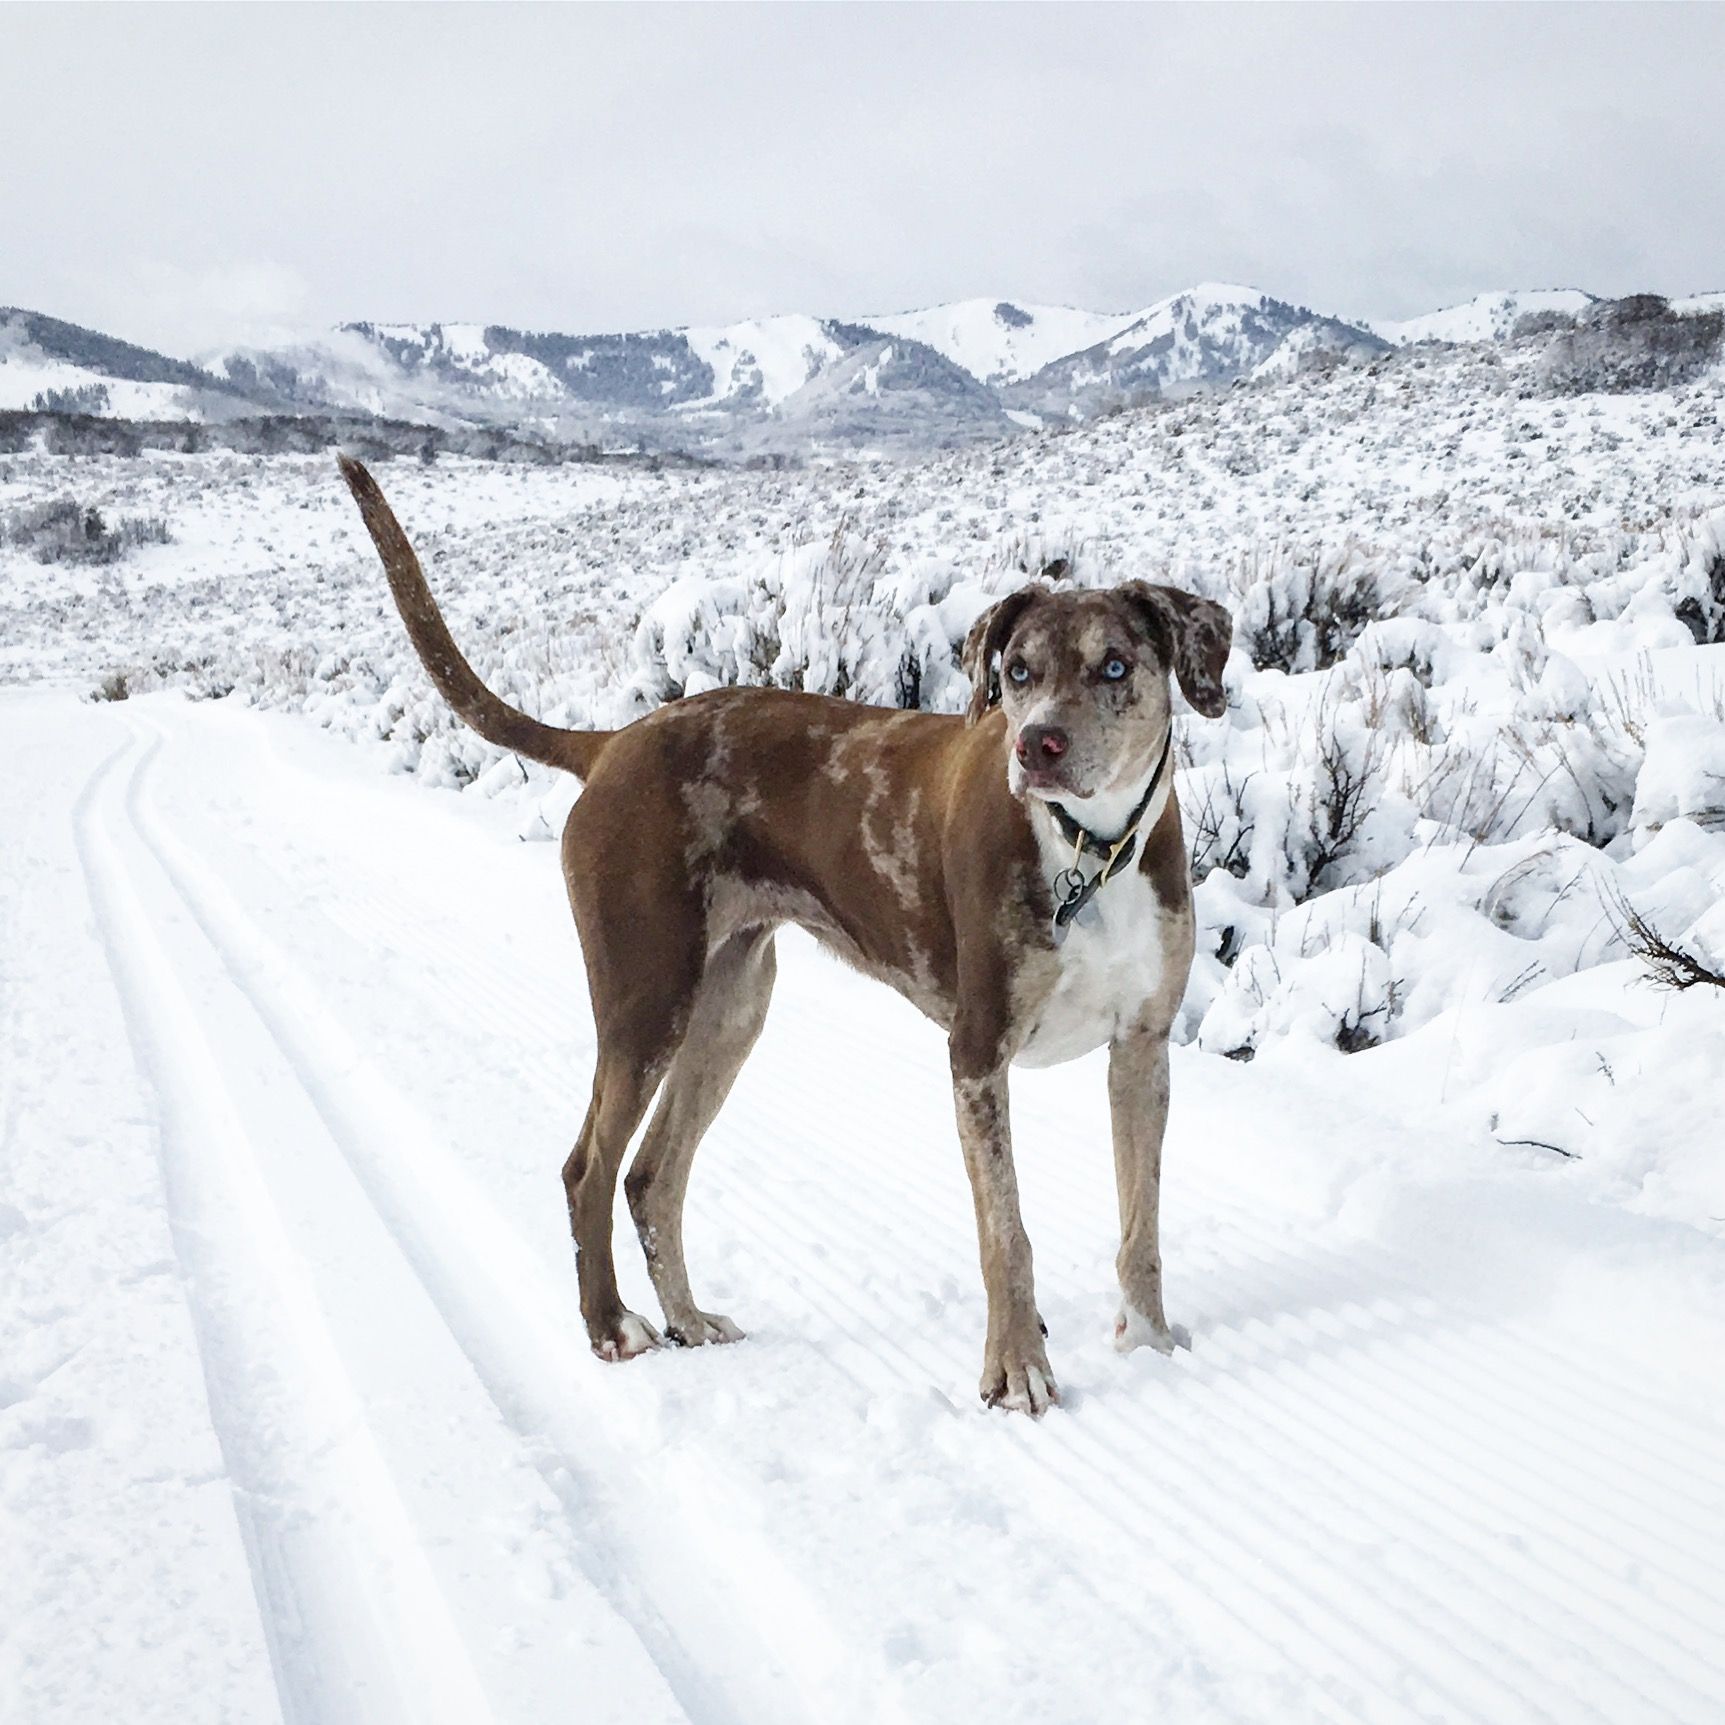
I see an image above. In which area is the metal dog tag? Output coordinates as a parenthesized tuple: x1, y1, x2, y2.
(1051, 866, 1103, 941)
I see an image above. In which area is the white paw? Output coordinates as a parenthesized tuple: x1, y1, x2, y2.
(982, 1344, 1060, 1417)
(592, 1311, 664, 1362)
(666, 1312, 745, 1347)
(1114, 1304, 1190, 1356)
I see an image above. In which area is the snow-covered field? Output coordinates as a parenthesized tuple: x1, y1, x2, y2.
(4, 330, 1725, 1720)
(5, 687, 1723, 1725)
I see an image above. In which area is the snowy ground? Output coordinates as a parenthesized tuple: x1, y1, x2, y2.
(5, 684, 1724, 1724)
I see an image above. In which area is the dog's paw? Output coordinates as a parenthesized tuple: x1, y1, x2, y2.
(1113, 1304, 1191, 1356)
(980, 1342, 1060, 1417)
(665, 1311, 745, 1348)
(591, 1311, 664, 1362)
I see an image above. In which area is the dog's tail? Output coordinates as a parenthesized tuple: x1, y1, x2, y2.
(337, 454, 611, 779)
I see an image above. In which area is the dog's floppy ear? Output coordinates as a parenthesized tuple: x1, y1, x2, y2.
(1120, 582, 1233, 719)
(961, 586, 1043, 725)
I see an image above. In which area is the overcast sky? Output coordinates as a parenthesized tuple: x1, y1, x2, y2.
(5, 3, 1723, 359)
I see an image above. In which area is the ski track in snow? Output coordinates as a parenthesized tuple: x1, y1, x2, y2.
(8, 687, 1725, 1725)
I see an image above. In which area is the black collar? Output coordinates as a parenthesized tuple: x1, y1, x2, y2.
(1045, 724, 1173, 929)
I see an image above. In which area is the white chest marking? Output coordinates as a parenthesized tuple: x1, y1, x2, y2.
(1015, 841, 1165, 1070)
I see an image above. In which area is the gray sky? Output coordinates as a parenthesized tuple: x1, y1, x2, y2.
(6, 3, 1723, 359)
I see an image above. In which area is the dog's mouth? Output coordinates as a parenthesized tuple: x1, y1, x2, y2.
(1012, 758, 1088, 799)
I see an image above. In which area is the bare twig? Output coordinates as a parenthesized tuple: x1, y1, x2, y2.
(1495, 1136, 1579, 1160)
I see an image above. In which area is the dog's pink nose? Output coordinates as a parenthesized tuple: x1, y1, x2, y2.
(1017, 725, 1068, 766)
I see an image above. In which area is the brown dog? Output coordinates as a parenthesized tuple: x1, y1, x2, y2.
(339, 456, 1231, 1415)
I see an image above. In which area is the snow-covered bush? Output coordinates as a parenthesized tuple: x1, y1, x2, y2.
(2, 495, 170, 564)
(1226, 543, 1383, 673)
(1670, 517, 1725, 645)
(626, 530, 1076, 715)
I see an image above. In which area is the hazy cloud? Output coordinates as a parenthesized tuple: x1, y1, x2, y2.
(4, 3, 1722, 357)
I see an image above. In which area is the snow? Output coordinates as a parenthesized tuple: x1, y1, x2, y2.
(681, 314, 845, 407)
(0, 334, 194, 416)
(1105, 283, 1269, 359)
(1373, 289, 1598, 346)
(3, 683, 1723, 1724)
(866, 299, 1141, 385)
(438, 322, 493, 364)
(4, 315, 1725, 1717)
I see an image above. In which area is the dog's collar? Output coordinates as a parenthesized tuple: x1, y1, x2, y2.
(1045, 725, 1173, 930)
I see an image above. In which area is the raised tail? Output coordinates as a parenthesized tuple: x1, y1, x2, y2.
(337, 454, 611, 779)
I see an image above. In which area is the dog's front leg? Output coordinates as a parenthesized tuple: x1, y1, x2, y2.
(949, 1030, 1057, 1415)
(1108, 1024, 1190, 1355)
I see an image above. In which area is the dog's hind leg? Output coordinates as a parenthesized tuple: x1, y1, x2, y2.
(564, 1052, 670, 1361)
(625, 927, 776, 1346)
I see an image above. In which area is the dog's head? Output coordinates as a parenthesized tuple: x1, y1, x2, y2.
(961, 581, 1232, 802)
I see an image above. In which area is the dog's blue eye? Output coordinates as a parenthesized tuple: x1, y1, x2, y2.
(1102, 656, 1129, 681)
(1007, 660, 1031, 685)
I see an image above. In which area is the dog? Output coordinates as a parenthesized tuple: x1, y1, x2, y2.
(338, 455, 1232, 1415)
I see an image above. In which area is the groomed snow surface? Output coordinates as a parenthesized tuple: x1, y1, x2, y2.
(5, 685, 1723, 1725)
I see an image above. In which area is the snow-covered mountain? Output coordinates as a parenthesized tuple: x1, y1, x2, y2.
(1001, 283, 1389, 420)
(11, 282, 1719, 455)
(205, 314, 1012, 452)
(1371, 288, 1599, 346)
(863, 298, 1142, 385)
(0, 307, 252, 419)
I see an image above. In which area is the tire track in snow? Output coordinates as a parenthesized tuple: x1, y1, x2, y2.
(120, 720, 880, 1725)
(74, 729, 499, 1725)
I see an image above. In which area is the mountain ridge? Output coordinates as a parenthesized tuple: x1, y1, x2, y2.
(4, 284, 1704, 454)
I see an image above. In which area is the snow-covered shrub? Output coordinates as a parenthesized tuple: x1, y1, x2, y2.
(2, 496, 170, 564)
(1227, 543, 1384, 673)
(1196, 926, 1399, 1059)
(1610, 886, 1725, 993)
(1630, 715, 1725, 837)
(625, 529, 1078, 715)
(1671, 516, 1725, 645)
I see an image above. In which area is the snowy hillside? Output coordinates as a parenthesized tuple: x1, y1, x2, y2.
(207, 313, 1012, 454)
(1373, 288, 1600, 346)
(866, 298, 1142, 385)
(1003, 283, 1388, 419)
(7, 307, 1724, 1080)
(0, 308, 247, 420)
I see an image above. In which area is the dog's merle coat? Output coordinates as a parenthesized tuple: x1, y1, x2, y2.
(341, 456, 1232, 1414)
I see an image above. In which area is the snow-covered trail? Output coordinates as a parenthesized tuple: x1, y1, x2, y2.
(5, 688, 1723, 1725)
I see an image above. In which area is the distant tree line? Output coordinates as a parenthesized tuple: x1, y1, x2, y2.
(1523, 295, 1724, 394)
(30, 383, 111, 414)
(0, 408, 718, 469)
